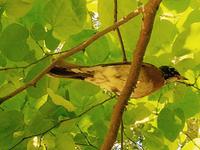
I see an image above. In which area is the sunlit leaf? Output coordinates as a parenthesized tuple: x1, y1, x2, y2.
(47, 88, 76, 112)
(55, 133, 75, 150)
(5, 0, 34, 19)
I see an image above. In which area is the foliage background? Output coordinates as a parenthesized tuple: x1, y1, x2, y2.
(0, 0, 199, 149)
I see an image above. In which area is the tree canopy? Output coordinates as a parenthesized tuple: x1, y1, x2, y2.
(0, 0, 199, 150)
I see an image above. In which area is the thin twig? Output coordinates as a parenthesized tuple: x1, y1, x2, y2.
(101, 0, 162, 149)
(114, 0, 127, 62)
(9, 96, 115, 150)
(176, 81, 200, 91)
(120, 118, 124, 150)
(35, 41, 47, 55)
(77, 124, 98, 149)
(0, 7, 142, 103)
(124, 132, 144, 150)
(0, 54, 51, 72)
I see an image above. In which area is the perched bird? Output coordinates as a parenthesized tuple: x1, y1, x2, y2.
(49, 61, 186, 98)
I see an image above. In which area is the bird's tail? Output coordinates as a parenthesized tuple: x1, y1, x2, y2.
(48, 66, 93, 80)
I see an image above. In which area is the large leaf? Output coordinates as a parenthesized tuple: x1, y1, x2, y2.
(162, 0, 190, 12)
(43, 0, 87, 40)
(0, 23, 29, 61)
(67, 80, 100, 108)
(27, 111, 55, 135)
(157, 107, 185, 141)
(55, 133, 75, 150)
(170, 85, 200, 119)
(0, 111, 24, 149)
(27, 77, 48, 98)
(5, 0, 34, 19)
(98, 0, 140, 51)
(30, 23, 46, 41)
(47, 88, 76, 112)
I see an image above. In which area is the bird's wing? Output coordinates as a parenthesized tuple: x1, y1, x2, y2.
(132, 63, 165, 98)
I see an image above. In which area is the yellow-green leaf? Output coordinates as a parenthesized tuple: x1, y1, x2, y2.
(47, 88, 76, 112)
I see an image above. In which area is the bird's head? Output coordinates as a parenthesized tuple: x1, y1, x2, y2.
(159, 66, 187, 82)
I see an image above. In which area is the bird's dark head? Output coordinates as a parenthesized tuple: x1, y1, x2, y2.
(159, 66, 187, 81)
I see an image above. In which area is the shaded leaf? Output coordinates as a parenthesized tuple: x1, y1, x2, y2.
(0, 23, 29, 61)
(27, 77, 48, 98)
(157, 107, 185, 141)
(162, 0, 190, 12)
(45, 30, 60, 50)
(43, 0, 87, 40)
(30, 23, 46, 41)
(0, 111, 24, 149)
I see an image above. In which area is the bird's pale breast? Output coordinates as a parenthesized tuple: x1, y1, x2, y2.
(77, 63, 165, 98)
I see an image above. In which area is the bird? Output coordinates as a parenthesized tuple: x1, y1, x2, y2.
(48, 60, 186, 98)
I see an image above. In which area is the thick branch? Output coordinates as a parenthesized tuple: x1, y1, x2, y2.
(0, 8, 142, 104)
(100, 0, 162, 150)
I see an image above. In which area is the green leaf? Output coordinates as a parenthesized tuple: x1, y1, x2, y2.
(0, 82, 16, 97)
(183, 23, 200, 52)
(184, 9, 200, 28)
(5, 0, 34, 19)
(0, 111, 24, 149)
(147, 19, 178, 56)
(30, 23, 46, 41)
(182, 138, 200, 150)
(0, 53, 6, 67)
(21, 0, 48, 26)
(27, 111, 55, 135)
(162, 0, 190, 12)
(0, 73, 5, 85)
(172, 22, 200, 64)
(124, 102, 154, 124)
(170, 85, 200, 119)
(143, 129, 166, 150)
(45, 30, 60, 50)
(55, 133, 75, 150)
(157, 107, 185, 141)
(98, 0, 140, 51)
(67, 80, 100, 107)
(47, 88, 76, 112)
(0, 23, 29, 61)
(67, 29, 96, 48)
(24, 57, 50, 82)
(86, 36, 110, 63)
(27, 77, 48, 98)
(43, 0, 87, 40)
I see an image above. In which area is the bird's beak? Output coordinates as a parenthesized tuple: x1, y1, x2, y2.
(176, 75, 188, 80)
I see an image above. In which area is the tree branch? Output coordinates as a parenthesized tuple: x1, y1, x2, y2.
(100, 0, 162, 149)
(0, 7, 143, 104)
